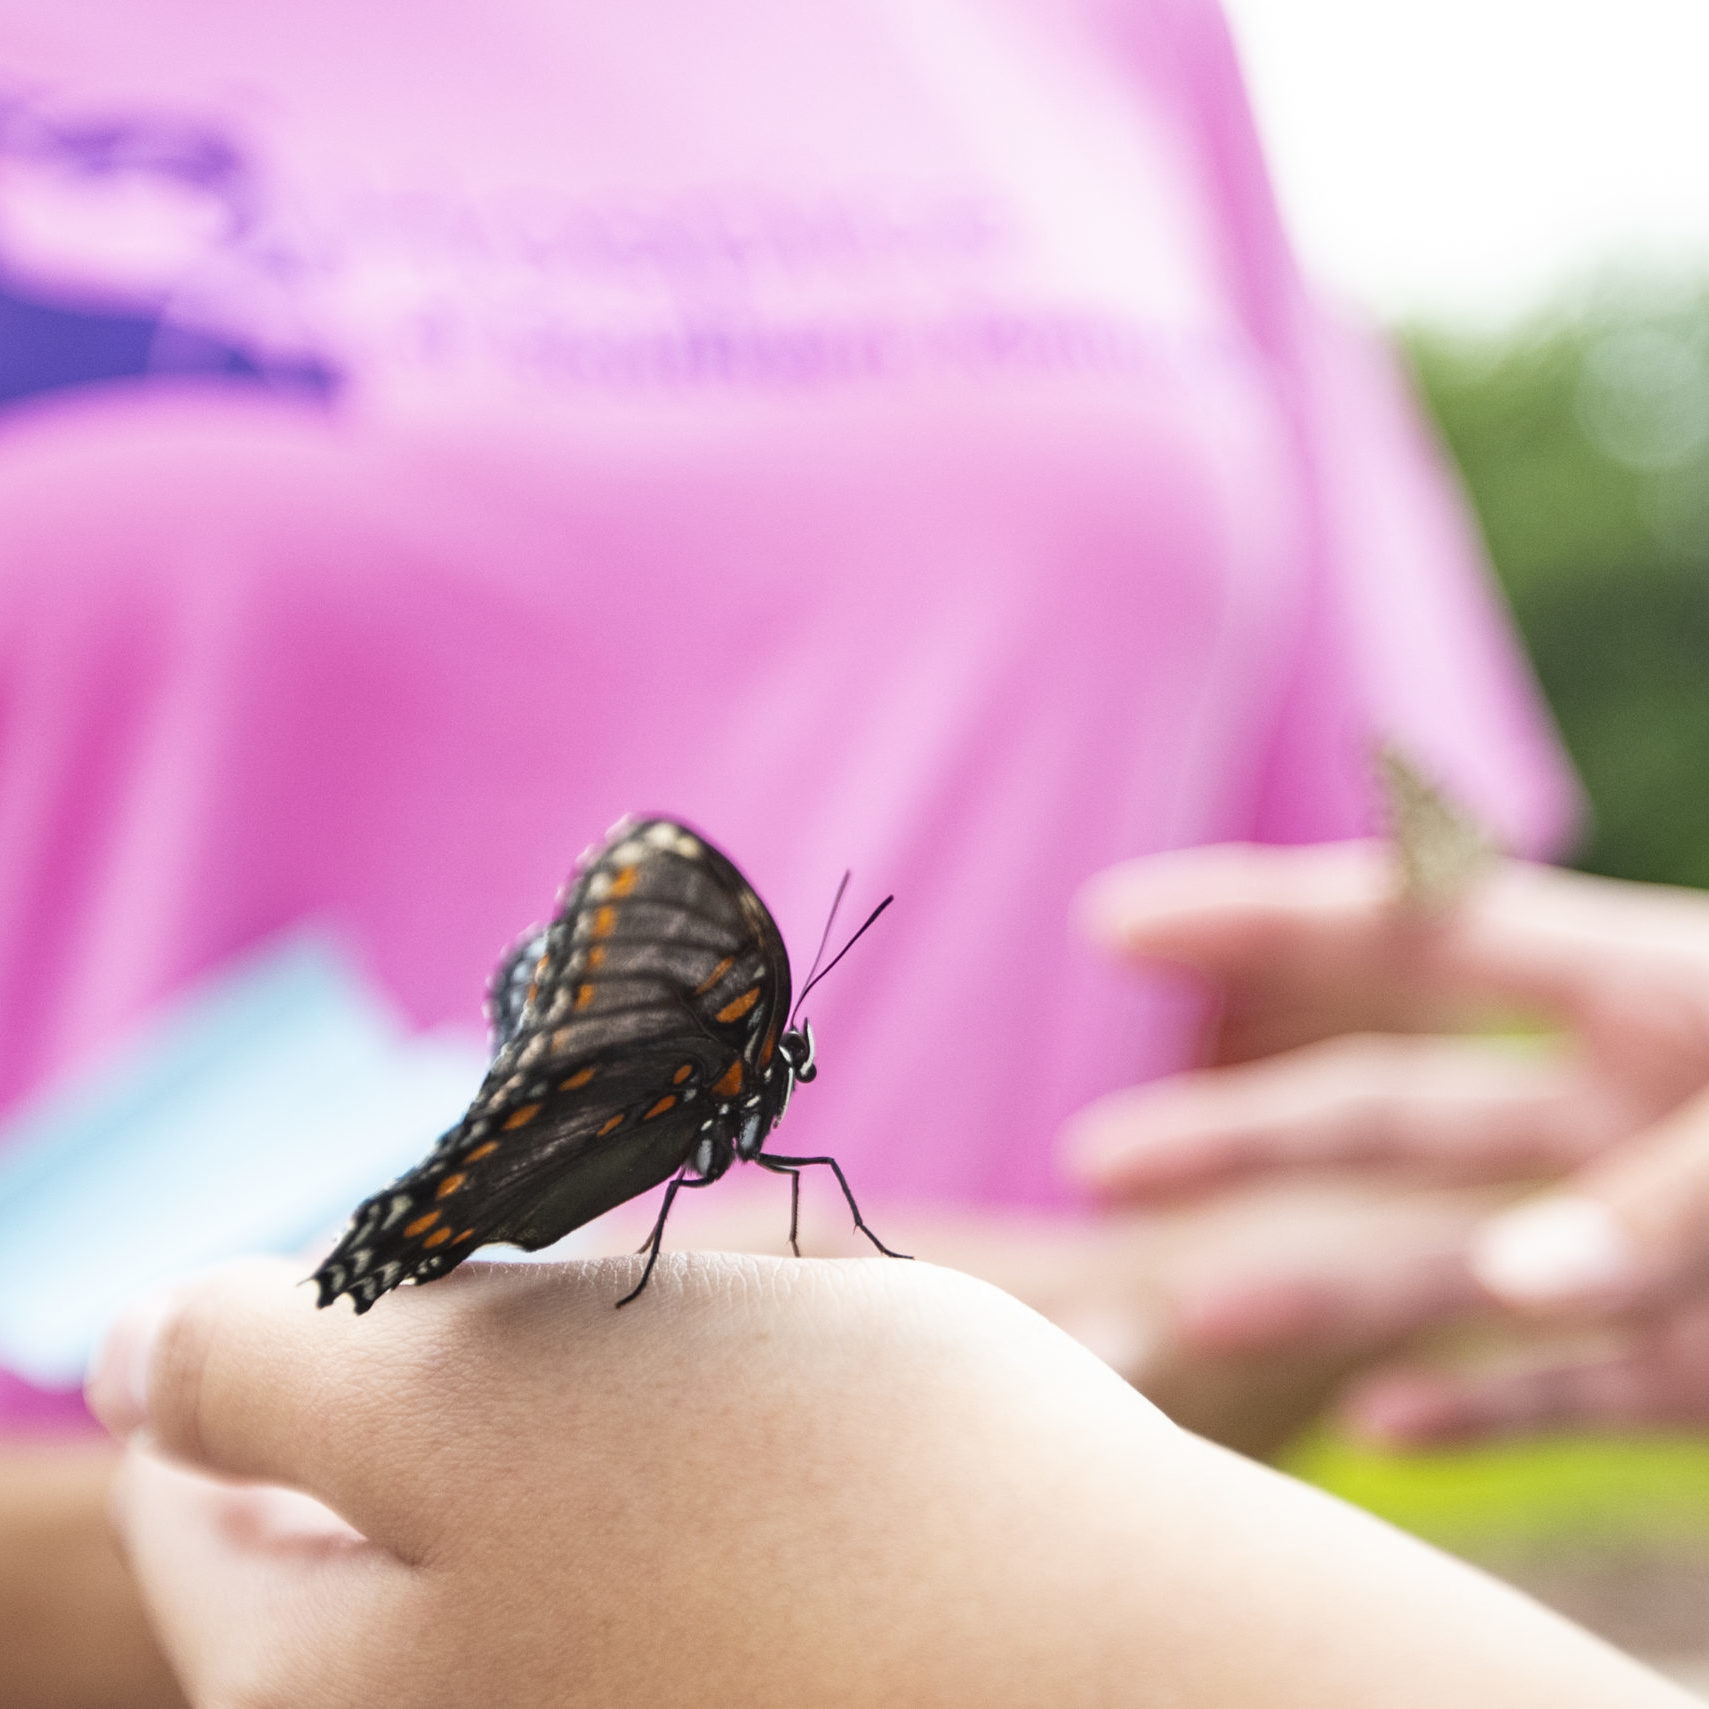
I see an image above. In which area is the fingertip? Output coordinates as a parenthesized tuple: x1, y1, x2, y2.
(1058, 1103, 1140, 1193)
(1072, 844, 1260, 954)
(1071, 861, 1148, 954)
(1341, 1372, 1481, 1448)
(1058, 1099, 1219, 1203)
(1173, 1276, 1342, 1354)
(87, 1285, 179, 1441)
(89, 1258, 323, 1456)
(1074, 841, 1392, 963)
(1470, 1196, 1640, 1311)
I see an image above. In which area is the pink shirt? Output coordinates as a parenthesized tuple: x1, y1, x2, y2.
(0, 0, 1574, 1416)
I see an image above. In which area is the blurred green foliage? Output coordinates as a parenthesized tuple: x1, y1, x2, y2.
(1287, 1428, 1709, 1554)
(1403, 281, 1709, 887)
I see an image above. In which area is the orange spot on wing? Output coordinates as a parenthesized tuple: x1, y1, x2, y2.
(609, 867, 639, 897)
(760, 1027, 777, 1068)
(693, 956, 735, 996)
(713, 1060, 744, 1097)
(575, 984, 595, 1010)
(644, 1095, 677, 1119)
(504, 1103, 542, 1130)
(591, 906, 619, 938)
(465, 1140, 499, 1163)
(405, 1210, 442, 1237)
(436, 1173, 467, 1198)
(716, 988, 760, 1024)
(423, 1226, 453, 1249)
(561, 1066, 596, 1090)
(597, 1113, 624, 1137)
(672, 1063, 694, 1084)
(586, 944, 606, 969)
(454, 1229, 475, 1243)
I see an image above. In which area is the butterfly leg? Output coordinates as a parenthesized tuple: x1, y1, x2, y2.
(616, 1168, 720, 1308)
(756, 1164, 804, 1256)
(756, 1153, 912, 1261)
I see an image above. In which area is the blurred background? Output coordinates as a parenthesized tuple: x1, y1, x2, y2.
(1224, 0, 1709, 1682)
(1227, 0, 1709, 890)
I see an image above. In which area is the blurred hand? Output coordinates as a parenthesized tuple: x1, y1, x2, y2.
(1064, 841, 1709, 1442)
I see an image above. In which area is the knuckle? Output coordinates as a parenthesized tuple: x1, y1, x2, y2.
(146, 1286, 228, 1464)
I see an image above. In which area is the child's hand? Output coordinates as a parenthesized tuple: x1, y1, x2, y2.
(85, 1253, 1181, 1709)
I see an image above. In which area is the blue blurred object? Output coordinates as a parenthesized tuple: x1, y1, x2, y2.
(0, 279, 341, 410)
(0, 932, 486, 1387)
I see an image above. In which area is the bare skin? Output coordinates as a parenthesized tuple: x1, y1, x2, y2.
(1067, 840, 1709, 1443)
(0, 1440, 184, 1709)
(87, 1256, 1692, 1709)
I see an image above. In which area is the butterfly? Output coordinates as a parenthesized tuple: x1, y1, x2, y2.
(312, 817, 905, 1314)
(1376, 741, 1498, 912)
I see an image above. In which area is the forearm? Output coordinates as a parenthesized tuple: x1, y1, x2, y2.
(1075, 1425, 1690, 1707)
(662, 1274, 1689, 1709)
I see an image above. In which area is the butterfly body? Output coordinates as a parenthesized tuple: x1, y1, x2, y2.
(313, 817, 865, 1315)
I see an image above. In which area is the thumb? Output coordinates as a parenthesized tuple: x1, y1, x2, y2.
(86, 1257, 443, 1562)
(1471, 1088, 1709, 1313)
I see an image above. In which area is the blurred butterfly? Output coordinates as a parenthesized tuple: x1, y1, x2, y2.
(313, 817, 904, 1313)
(1376, 741, 1497, 912)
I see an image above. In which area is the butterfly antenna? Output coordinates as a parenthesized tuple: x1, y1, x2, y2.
(791, 893, 894, 1025)
(796, 870, 851, 1009)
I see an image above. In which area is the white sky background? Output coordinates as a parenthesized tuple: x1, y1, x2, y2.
(1219, 0, 1709, 327)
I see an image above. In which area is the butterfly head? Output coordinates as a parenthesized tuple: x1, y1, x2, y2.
(778, 1019, 817, 1085)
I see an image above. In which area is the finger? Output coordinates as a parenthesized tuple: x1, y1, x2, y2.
(1159, 1185, 1494, 1356)
(87, 1255, 612, 1561)
(1065, 1033, 1607, 1200)
(1077, 842, 1709, 1068)
(1343, 1305, 1709, 1444)
(115, 1448, 405, 1706)
(1472, 1085, 1709, 1315)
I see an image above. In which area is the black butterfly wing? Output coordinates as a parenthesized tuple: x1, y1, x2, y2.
(487, 927, 549, 1053)
(313, 819, 794, 1312)
(523, 817, 792, 1066)
(469, 1043, 724, 1251)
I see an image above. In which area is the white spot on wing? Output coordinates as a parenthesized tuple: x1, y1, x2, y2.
(640, 822, 700, 857)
